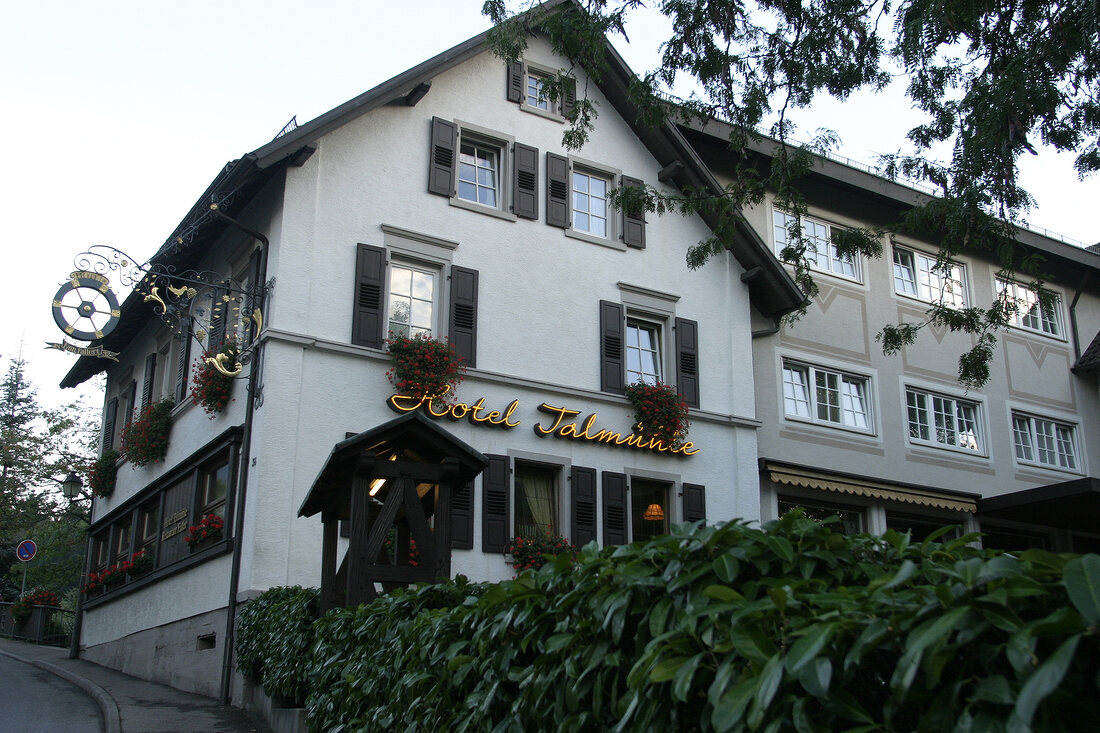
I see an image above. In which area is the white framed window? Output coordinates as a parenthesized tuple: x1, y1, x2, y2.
(457, 141, 499, 208)
(773, 210, 860, 281)
(893, 246, 968, 307)
(387, 262, 438, 339)
(905, 388, 982, 452)
(782, 360, 871, 430)
(526, 72, 550, 111)
(996, 279, 1064, 338)
(626, 319, 662, 386)
(1012, 412, 1079, 472)
(572, 169, 610, 238)
(514, 463, 559, 537)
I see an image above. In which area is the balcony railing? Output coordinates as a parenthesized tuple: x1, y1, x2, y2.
(0, 602, 74, 647)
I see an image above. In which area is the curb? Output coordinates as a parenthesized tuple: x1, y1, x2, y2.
(0, 648, 122, 733)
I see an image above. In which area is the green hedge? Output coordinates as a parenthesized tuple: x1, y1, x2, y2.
(236, 585, 319, 705)
(306, 515, 1100, 732)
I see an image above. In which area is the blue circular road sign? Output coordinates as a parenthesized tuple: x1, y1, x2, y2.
(16, 539, 37, 562)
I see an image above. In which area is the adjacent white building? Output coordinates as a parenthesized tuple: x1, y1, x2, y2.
(681, 119, 1100, 553)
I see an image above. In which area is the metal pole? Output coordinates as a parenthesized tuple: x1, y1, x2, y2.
(20, 563, 27, 597)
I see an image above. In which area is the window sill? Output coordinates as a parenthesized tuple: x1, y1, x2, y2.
(1014, 460, 1081, 477)
(518, 103, 565, 123)
(1003, 323, 1068, 344)
(893, 290, 969, 310)
(566, 228, 625, 251)
(783, 415, 875, 437)
(778, 260, 864, 287)
(83, 537, 234, 610)
(449, 196, 517, 222)
(906, 439, 988, 459)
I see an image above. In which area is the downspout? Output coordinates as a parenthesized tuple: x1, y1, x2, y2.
(210, 203, 269, 705)
(1068, 272, 1092, 361)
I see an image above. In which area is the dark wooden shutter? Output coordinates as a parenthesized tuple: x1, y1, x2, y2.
(102, 397, 118, 452)
(570, 466, 597, 548)
(507, 61, 524, 103)
(675, 317, 700, 407)
(452, 481, 474, 550)
(600, 300, 625, 394)
(207, 281, 229, 350)
(141, 353, 156, 411)
(352, 243, 386, 348)
(448, 266, 478, 367)
(125, 380, 137, 427)
(621, 176, 646, 249)
(560, 78, 576, 118)
(682, 483, 706, 523)
(512, 143, 539, 220)
(602, 472, 628, 546)
(428, 117, 456, 197)
(482, 454, 510, 553)
(546, 153, 569, 228)
(174, 332, 191, 405)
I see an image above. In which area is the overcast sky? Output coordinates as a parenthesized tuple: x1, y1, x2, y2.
(3, 0, 1097, 411)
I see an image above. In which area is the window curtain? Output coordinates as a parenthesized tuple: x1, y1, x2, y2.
(516, 470, 554, 536)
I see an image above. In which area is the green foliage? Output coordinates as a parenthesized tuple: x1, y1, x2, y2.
(484, 0, 1100, 388)
(1, 357, 97, 598)
(305, 518, 1100, 732)
(235, 586, 319, 706)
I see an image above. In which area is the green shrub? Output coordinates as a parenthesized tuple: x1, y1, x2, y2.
(236, 586, 319, 705)
(306, 515, 1100, 733)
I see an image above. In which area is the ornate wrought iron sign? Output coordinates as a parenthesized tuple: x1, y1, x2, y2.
(47, 244, 268, 377)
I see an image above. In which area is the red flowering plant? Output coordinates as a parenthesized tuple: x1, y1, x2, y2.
(386, 333, 465, 405)
(184, 513, 225, 547)
(504, 532, 577, 573)
(121, 398, 175, 467)
(10, 589, 62, 625)
(190, 338, 238, 417)
(88, 449, 120, 498)
(383, 529, 421, 567)
(624, 380, 690, 448)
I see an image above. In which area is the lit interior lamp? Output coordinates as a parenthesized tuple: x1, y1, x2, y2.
(368, 454, 399, 496)
(642, 503, 665, 521)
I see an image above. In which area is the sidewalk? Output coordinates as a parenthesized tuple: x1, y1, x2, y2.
(0, 638, 272, 733)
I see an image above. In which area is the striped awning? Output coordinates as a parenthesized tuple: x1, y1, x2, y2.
(765, 462, 978, 514)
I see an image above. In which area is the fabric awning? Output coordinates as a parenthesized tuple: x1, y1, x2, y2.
(764, 462, 978, 513)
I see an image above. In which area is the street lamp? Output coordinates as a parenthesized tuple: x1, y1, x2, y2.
(61, 472, 83, 501)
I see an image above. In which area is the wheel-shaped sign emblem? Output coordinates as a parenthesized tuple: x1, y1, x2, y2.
(52, 272, 121, 341)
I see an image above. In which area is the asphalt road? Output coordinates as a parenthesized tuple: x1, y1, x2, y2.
(0, 653, 104, 733)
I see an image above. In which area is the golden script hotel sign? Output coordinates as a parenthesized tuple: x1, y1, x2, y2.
(386, 393, 699, 456)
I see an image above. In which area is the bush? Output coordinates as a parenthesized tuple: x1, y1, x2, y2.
(10, 589, 62, 625)
(504, 532, 576, 572)
(236, 586, 319, 706)
(305, 516, 1100, 733)
(88, 449, 120, 498)
(120, 398, 174, 466)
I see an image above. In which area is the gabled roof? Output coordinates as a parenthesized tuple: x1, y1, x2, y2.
(1075, 329, 1100, 373)
(299, 410, 489, 518)
(61, 1, 804, 388)
(680, 117, 1100, 277)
